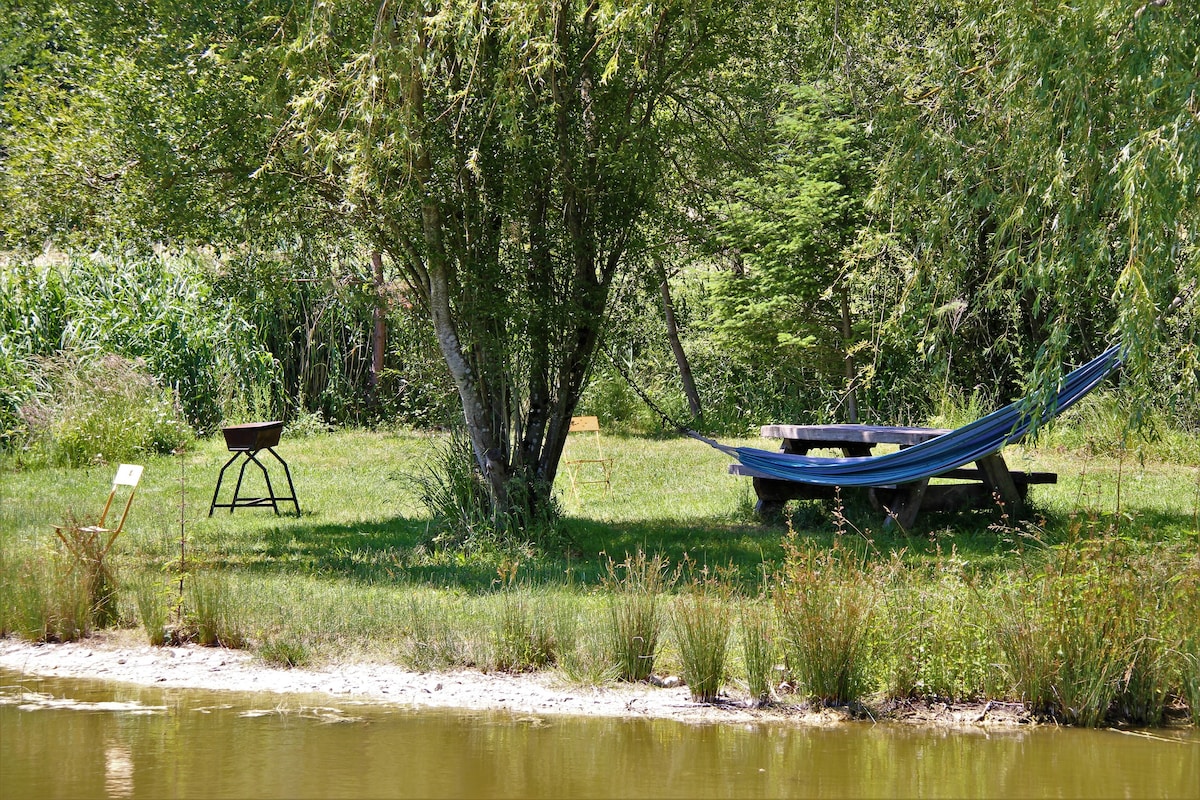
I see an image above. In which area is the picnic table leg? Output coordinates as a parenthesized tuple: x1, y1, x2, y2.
(752, 477, 789, 521)
(883, 477, 930, 531)
(976, 453, 1024, 517)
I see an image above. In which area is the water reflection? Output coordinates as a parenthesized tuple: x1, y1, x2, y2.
(104, 738, 133, 799)
(2, 669, 1197, 799)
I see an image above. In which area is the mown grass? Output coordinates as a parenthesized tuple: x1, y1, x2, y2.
(1, 424, 1198, 726)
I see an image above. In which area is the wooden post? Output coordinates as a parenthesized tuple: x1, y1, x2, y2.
(976, 453, 1024, 517)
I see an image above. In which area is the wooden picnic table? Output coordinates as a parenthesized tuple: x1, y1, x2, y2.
(728, 424, 1056, 529)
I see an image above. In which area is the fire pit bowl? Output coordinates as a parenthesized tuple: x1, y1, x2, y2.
(221, 421, 284, 452)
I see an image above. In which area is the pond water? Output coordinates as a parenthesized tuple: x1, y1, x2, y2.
(2, 669, 1197, 799)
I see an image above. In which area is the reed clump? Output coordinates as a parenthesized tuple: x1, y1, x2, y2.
(738, 601, 777, 706)
(774, 536, 877, 707)
(399, 592, 471, 671)
(991, 534, 1188, 727)
(1173, 559, 1200, 726)
(184, 572, 247, 648)
(604, 550, 671, 682)
(670, 567, 732, 703)
(490, 585, 575, 672)
(0, 541, 94, 643)
(132, 574, 172, 646)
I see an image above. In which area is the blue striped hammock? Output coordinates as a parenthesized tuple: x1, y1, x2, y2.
(697, 344, 1123, 487)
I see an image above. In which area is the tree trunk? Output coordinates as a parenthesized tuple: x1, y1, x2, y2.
(368, 250, 386, 407)
(841, 286, 858, 424)
(659, 263, 702, 420)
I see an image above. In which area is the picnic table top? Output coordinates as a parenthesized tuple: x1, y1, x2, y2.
(760, 424, 953, 446)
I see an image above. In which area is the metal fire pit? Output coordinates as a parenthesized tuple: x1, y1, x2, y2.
(208, 421, 300, 517)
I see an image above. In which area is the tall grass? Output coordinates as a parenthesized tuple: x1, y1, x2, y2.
(670, 573, 731, 702)
(604, 551, 671, 682)
(991, 535, 1184, 726)
(884, 551, 998, 701)
(2, 429, 1198, 725)
(0, 540, 95, 642)
(491, 587, 570, 672)
(1174, 561, 1200, 725)
(774, 537, 877, 706)
(132, 573, 172, 646)
(185, 573, 247, 648)
(399, 593, 472, 671)
(19, 352, 191, 468)
(738, 601, 776, 706)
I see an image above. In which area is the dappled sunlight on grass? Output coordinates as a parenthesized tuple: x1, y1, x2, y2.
(3, 428, 1196, 595)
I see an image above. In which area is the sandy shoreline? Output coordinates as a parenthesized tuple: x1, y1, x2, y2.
(0, 631, 1027, 728)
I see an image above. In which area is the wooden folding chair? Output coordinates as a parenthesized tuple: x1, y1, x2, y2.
(564, 416, 614, 501)
(53, 464, 143, 561)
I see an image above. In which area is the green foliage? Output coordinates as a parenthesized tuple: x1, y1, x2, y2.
(20, 352, 191, 468)
(884, 552, 998, 701)
(186, 572, 247, 648)
(212, 244, 455, 427)
(258, 635, 312, 669)
(706, 84, 871, 397)
(0, 538, 96, 643)
(490, 582, 574, 673)
(399, 593, 470, 671)
(270, 0, 765, 516)
(1, 254, 273, 444)
(59, 252, 272, 433)
(1174, 565, 1200, 726)
(0, 259, 68, 443)
(873, 0, 1200, 419)
(990, 535, 1184, 727)
(738, 601, 777, 706)
(132, 574, 172, 646)
(1044, 390, 1200, 463)
(410, 427, 567, 554)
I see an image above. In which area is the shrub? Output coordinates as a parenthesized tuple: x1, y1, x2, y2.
(409, 428, 564, 554)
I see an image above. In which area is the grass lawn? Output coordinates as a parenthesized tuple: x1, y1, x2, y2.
(2, 426, 1197, 724)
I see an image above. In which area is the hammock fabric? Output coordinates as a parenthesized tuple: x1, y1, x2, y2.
(698, 344, 1122, 487)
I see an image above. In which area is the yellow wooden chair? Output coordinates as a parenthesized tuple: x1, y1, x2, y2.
(564, 416, 614, 501)
(53, 464, 143, 560)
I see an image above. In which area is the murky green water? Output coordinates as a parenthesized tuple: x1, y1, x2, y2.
(2, 669, 1197, 799)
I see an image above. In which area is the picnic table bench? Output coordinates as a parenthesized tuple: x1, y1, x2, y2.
(728, 424, 1056, 529)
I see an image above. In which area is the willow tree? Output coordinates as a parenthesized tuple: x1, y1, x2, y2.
(271, 1, 749, 516)
(870, 0, 1198, 415)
